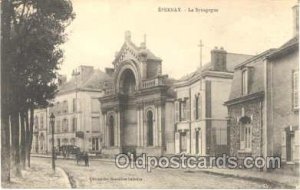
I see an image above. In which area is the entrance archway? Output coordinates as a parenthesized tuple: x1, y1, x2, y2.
(119, 68, 138, 152)
(119, 69, 136, 95)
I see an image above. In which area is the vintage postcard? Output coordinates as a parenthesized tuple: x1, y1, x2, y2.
(1, 0, 299, 189)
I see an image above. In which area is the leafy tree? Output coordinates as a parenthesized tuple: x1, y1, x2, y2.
(1, 0, 75, 182)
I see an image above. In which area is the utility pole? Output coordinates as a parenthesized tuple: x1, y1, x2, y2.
(198, 40, 203, 90)
(50, 113, 55, 172)
(198, 40, 203, 71)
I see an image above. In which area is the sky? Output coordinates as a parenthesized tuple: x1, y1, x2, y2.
(60, 0, 297, 80)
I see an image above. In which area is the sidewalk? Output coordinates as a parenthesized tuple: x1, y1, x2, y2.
(196, 167, 299, 189)
(2, 161, 71, 188)
(31, 154, 299, 188)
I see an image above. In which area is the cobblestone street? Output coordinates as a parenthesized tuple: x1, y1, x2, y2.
(32, 157, 275, 189)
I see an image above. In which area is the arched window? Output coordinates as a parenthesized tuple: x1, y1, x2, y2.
(147, 111, 154, 146)
(239, 116, 252, 151)
(108, 115, 114, 146)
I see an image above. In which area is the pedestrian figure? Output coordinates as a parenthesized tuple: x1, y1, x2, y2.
(84, 152, 89, 167)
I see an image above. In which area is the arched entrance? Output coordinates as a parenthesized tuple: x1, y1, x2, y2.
(119, 68, 138, 152)
(119, 69, 136, 95)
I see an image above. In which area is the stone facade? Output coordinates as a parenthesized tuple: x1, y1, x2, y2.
(100, 31, 175, 156)
(227, 95, 264, 158)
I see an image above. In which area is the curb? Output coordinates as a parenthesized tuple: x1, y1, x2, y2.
(57, 167, 72, 188)
(198, 170, 296, 189)
(63, 169, 78, 188)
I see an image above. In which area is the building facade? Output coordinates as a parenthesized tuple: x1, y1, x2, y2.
(225, 4, 299, 167)
(32, 65, 111, 153)
(100, 31, 176, 156)
(225, 49, 276, 159)
(266, 37, 299, 163)
(32, 108, 49, 154)
(174, 47, 252, 156)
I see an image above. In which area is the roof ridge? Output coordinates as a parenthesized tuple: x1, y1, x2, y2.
(234, 48, 277, 69)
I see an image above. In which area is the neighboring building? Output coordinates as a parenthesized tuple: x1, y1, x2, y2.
(33, 65, 112, 153)
(224, 49, 276, 159)
(174, 47, 252, 156)
(266, 36, 299, 163)
(225, 4, 299, 167)
(99, 31, 176, 156)
(32, 108, 49, 154)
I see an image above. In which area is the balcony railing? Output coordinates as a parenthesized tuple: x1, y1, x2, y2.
(103, 76, 167, 96)
(142, 76, 166, 89)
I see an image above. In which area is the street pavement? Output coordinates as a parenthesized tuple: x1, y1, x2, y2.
(32, 157, 276, 188)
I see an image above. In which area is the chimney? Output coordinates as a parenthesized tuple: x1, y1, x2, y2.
(140, 42, 146, 49)
(292, 3, 299, 37)
(58, 74, 67, 86)
(211, 47, 227, 71)
(75, 65, 94, 81)
(125, 31, 131, 42)
(105, 68, 114, 77)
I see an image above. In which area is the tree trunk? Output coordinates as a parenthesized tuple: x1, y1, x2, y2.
(25, 111, 29, 167)
(1, 114, 11, 183)
(20, 111, 26, 169)
(11, 112, 21, 176)
(1, 0, 13, 183)
(27, 107, 34, 168)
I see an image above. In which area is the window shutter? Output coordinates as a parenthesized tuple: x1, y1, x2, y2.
(175, 101, 179, 123)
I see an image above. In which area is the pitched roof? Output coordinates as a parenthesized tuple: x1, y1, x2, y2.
(57, 69, 112, 95)
(177, 52, 252, 82)
(227, 49, 276, 103)
(267, 36, 299, 60)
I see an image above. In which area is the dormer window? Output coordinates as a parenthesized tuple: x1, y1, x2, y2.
(242, 69, 248, 95)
